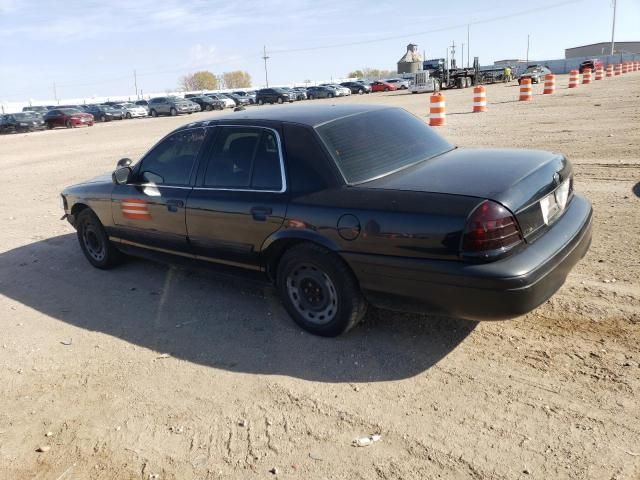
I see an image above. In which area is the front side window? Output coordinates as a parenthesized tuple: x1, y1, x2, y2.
(138, 128, 206, 185)
(203, 127, 282, 191)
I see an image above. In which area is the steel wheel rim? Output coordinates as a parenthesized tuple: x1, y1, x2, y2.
(82, 223, 105, 262)
(287, 263, 337, 325)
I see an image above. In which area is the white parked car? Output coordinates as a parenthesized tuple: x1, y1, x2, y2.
(320, 84, 351, 96)
(114, 103, 148, 119)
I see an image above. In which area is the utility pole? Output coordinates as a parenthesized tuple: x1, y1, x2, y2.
(133, 70, 139, 99)
(262, 45, 270, 87)
(467, 24, 470, 68)
(53, 82, 58, 104)
(461, 43, 465, 70)
(450, 41, 456, 69)
(610, 0, 617, 55)
(526, 34, 530, 64)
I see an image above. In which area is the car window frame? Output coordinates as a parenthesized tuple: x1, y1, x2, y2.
(130, 126, 209, 189)
(194, 125, 287, 194)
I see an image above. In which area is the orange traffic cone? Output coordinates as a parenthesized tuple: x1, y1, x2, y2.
(519, 78, 533, 101)
(543, 74, 555, 94)
(429, 93, 446, 126)
(568, 70, 579, 88)
(595, 67, 603, 80)
(472, 86, 487, 112)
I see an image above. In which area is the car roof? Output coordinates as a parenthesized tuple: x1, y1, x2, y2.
(180, 104, 391, 128)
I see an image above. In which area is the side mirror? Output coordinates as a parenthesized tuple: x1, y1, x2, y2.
(112, 166, 132, 185)
(117, 158, 132, 167)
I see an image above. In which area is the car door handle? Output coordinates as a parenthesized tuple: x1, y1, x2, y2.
(166, 199, 184, 212)
(250, 206, 272, 221)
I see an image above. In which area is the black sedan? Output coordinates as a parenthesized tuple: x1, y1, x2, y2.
(84, 105, 124, 122)
(0, 112, 46, 133)
(60, 105, 592, 337)
(340, 81, 372, 94)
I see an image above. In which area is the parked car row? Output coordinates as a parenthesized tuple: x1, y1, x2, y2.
(4, 78, 410, 134)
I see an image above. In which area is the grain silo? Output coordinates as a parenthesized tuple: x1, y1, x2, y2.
(397, 43, 423, 74)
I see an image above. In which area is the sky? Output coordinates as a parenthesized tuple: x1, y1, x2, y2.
(0, 0, 638, 102)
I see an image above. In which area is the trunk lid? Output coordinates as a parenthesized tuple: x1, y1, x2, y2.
(362, 148, 573, 240)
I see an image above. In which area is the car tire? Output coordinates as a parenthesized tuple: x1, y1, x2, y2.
(100, 115, 107, 122)
(150, 109, 158, 117)
(308, 94, 314, 100)
(76, 209, 124, 269)
(258, 99, 264, 105)
(126, 112, 132, 119)
(170, 108, 177, 116)
(328, 93, 334, 98)
(276, 243, 367, 337)
(46, 122, 53, 130)
(384, 87, 389, 92)
(277, 97, 284, 104)
(358, 89, 364, 94)
(65, 120, 73, 128)
(205, 104, 212, 111)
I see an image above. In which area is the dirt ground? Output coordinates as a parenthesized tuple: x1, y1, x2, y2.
(1, 73, 639, 480)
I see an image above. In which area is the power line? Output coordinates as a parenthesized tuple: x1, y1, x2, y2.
(266, 0, 584, 55)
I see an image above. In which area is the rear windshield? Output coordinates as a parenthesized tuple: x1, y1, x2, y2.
(60, 108, 81, 114)
(316, 108, 453, 184)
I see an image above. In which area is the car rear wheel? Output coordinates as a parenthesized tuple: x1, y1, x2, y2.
(100, 115, 107, 122)
(384, 87, 389, 92)
(126, 112, 132, 119)
(258, 99, 264, 105)
(205, 104, 212, 111)
(328, 93, 334, 98)
(358, 89, 364, 94)
(170, 108, 177, 116)
(277, 97, 284, 104)
(277, 243, 367, 337)
(76, 209, 124, 269)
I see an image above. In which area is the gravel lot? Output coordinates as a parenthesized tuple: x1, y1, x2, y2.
(1, 73, 639, 480)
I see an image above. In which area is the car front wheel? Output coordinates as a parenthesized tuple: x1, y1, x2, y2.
(258, 99, 264, 105)
(76, 209, 124, 269)
(65, 120, 73, 128)
(277, 243, 367, 337)
(150, 109, 158, 117)
(170, 107, 177, 116)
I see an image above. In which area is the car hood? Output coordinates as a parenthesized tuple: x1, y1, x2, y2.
(69, 172, 113, 188)
(361, 148, 570, 214)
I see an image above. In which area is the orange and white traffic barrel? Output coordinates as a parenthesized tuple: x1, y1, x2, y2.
(429, 93, 446, 126)
(472, 86, 487, 112)
(594, 67, 603, 80)
(519, 78, 533, 101)
(543, 74, 555, 94)
(606, 64, 613, 77)
(622, 63, 628, 74)
(568, 70, 579, 88)
(615, 64, 622, 75)
(582, 68, 592, 84)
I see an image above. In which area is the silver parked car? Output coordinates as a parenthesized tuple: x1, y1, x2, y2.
(147, 97, 200, 117)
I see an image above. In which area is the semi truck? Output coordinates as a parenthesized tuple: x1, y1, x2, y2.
(411, 57, 506, 93)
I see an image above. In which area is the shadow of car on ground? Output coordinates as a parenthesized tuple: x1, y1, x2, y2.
(0, 234, 476, 383)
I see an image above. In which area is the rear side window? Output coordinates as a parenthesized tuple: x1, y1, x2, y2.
(316, 108, 453, 184)
(283, 124, 335, 195)
(138, 128, 206, 185)
(203, 127, 283, 191)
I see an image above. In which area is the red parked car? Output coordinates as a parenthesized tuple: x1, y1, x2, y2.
(42, 108, 94, 129)
(370, 81, 398, 92)
(579, 59, 603, 73)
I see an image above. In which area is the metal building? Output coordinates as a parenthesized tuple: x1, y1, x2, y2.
(565, 41, 640, 58)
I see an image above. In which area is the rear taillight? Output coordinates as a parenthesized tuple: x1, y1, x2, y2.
(462, 200, 523, 255)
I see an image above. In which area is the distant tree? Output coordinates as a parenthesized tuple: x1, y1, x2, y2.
(222, 70, 252, 88)
(351, 67, 396, 80)
(180, 71, 218, 91)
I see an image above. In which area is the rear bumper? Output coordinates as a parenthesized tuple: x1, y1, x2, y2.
(342, 194, 592, 320)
